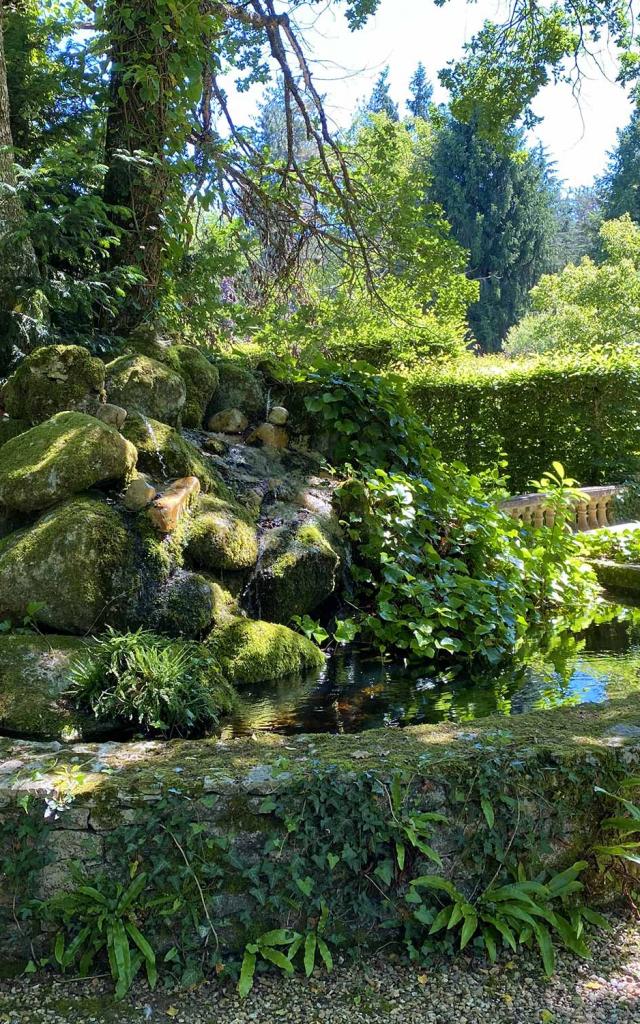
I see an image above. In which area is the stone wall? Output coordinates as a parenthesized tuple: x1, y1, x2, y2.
(2, 695, 640, 969)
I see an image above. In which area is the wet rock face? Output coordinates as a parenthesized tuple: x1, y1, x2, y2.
(0, 497, 135, 633)
(0, 411, 137, 513)
(185, 494, 259, 572)
(121, 412, 220, 492)
(105, 354, 186, 426)
(2, 345, 105, 425)
(245, 478, 343, 624)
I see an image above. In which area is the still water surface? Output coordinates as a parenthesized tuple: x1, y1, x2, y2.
(227, 609, 640, 736)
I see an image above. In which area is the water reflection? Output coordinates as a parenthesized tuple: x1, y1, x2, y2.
(227, 604, 640, 737)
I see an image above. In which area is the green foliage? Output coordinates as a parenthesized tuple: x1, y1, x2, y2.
(409, 861, 596, 976)
(506, 217, 640, 356)
(304, 363, 598, 662)
(594, 779, 640, 878)
(70, 628, 234, 736)
(600, 106, 640, 224)
(428, 115, 557, 351)
(43, 869, 157, 999)
(579, 525, 640, 564)
(407, 351, 640, 493)
(610, 483, 640, 525)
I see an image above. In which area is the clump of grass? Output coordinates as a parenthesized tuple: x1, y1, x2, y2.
(70, 627, 235, 736)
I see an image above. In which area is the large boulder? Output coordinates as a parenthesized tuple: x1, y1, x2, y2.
(247, 516, 341, 624)
(105, 354, 186, 426)
(168, 346, 219, 428)
(185, 495, 258, 572)
(125, 330, 220, 428)
(154, 570, 219, 637)
(0, 411, 137, 513)
(121, 412, 220, 491)
(208, 362, 265, 419)
(0, 418, 28, 448)
(0, 497, 134, 633)
(210, 617, 325, 685)
(0, 634, 104, 741)
(2, 345, 105, 425)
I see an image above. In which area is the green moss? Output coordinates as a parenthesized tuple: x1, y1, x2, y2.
(249, 520, 340, 623)
(0, 411, 137, 513)
(166, 346, 219, 428)
(0, 634, 101, 741)
(592, 559, 640, 595)
(155, 571, 218, 637)
(0, 497, 135, 633)
(2, 345, 105, 424)
(0, 418, 28, 447)
(121, 412, 219, 491)
(209, 361, 265, 418)
(185, 494, 259, 571)
(105, 354, 186, 426)
(210, 617, 325, 685)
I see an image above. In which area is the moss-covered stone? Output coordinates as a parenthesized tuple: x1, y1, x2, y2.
(121, 413, 219, 491)
(185, 494, 258, 572)
(167, 346, 219, 428)
(0, 634, 106, 741)
(2, 345, 105, 425)
(210, 617, 325, 684)
(593, 559, 640, 595)
(208, 361, 265, 419)
(247, 519, 341, 624)
(0, 497, 134, 633)
(0, 412, 137, 513)
(105, 354, 186, 426)
(154, 570, 218, 637)
(0, 418, 28, 447)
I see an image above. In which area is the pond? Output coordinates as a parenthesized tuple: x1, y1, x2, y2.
(227, 604, 640, 736)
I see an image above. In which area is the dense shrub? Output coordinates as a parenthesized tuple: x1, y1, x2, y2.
(406, 352, 640, 493)
(302, 363, 598, 663)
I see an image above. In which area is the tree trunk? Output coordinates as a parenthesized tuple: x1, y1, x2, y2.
(103, 0, 172, 331)
(0, 0, 40, 362)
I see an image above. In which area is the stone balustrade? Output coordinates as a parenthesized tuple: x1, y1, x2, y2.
(501, 485, 620, 532)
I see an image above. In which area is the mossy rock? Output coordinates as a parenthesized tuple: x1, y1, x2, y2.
(167, 346, 219, 428)
(0, 497, 134, 633)
(105, 354, 186, 426)
(247, 520, 341, 624)
(154, 570, 219, 637)
(0, 418, 28, 448)
(0, 411, 137, 513)
(208, 362, 265, 419)
(210, 617, 325, 684)
(0, 634, 107, 741)
(121, 413, 219, 491)
(185, 494, 258, 572)
(592, 559, 640, 596)
(2, 345, 105, 425)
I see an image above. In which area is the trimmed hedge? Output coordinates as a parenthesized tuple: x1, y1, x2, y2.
(405, 353, 640, 493)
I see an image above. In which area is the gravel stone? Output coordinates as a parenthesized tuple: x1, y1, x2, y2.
(1, 911, 639, 1023)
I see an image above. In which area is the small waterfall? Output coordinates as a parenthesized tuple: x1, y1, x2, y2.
(141, 413, 168, 478)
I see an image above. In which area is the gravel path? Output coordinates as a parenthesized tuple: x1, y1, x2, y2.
(1, 913, 639, 1024)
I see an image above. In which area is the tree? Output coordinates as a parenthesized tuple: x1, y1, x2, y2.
(428, 115, 557, 351)
(505, 215, 640, 356)
(407, 62, 433, 120)
(550, 186, 601, 270)
(0, 0, 41, 364)
(600, 106, 640, 223)
(365, 66, 399, 120)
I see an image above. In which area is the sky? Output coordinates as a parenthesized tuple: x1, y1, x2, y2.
(226, 0, 635, 188)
